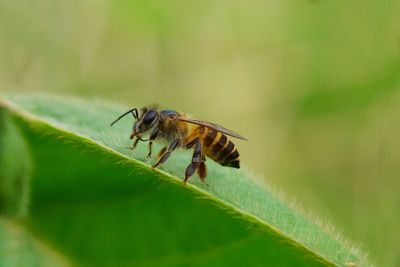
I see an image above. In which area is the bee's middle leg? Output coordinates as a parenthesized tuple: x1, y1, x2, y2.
(184, 138, 202, 183)
(157, 146, 167, 160)
(153, 139, 180, 168)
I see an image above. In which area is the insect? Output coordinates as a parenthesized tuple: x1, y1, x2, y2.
(111, 106, 247, 183)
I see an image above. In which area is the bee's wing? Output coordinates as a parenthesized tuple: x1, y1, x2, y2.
(175, 117, 248, 141)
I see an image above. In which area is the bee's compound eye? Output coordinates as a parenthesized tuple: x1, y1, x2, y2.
(142, 110, 157, 125)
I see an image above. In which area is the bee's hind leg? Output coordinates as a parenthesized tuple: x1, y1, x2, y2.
(153, 139, 180, 168)
(197, 156, 207, 182)
(184, 138, 202, 183)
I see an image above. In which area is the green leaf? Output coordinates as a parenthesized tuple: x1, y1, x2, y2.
(0, 94, 371, 267)
(0, 108, 31, 217)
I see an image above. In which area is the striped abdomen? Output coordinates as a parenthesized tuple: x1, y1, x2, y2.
(190, 126, 240, 168)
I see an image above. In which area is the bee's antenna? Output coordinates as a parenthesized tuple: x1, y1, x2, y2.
(110, 108, 138, 126)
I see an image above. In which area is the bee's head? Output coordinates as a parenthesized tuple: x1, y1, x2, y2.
(110, 106, 159, 140)
(132, 107, 159, 138)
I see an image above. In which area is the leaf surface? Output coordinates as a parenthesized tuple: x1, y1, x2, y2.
(0, 95, 370, 267)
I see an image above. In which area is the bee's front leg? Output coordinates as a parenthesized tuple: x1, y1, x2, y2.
(147, 128, 159, 158)
(129, 137, 140, 150)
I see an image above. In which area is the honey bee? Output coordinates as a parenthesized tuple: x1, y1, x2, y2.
(111, 106, 247, 183)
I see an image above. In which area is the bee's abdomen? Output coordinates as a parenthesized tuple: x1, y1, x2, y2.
(202, 129, 240, 168)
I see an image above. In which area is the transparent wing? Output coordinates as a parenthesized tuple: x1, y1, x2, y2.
(175, 117, 248, 141)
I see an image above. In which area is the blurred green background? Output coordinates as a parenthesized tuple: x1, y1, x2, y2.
(1, 0, 400, 266)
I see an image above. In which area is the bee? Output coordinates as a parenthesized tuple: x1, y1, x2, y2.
(111, 106, 247, 183)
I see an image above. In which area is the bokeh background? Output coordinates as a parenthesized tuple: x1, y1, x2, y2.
(1, 1, 400, 266)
